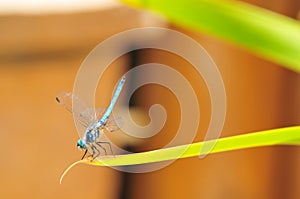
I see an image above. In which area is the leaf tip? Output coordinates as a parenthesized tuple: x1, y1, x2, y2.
(59, 160, 85, 184)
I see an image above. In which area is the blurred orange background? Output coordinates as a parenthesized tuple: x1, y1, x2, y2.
(0, 1, 299, 199)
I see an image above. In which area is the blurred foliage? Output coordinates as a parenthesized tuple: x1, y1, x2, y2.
(121, 0, 300, 73)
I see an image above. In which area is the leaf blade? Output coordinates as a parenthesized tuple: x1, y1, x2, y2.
(82, 126, 300, 166)
(120, 0, 300, 73)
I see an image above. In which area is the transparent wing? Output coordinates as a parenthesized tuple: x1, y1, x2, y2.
(94, 108, 106, 120)
(56, 91, 94, 127)
(105, 116, 123, 132)
(94, 107, 123, 132)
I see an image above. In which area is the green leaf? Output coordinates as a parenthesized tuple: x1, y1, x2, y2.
(60, 126, 300, 183)
(85, 126, 300, 166)
(120, 0, 300, 73)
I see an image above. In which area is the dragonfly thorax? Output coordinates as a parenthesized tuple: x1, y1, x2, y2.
(85, 127, 101, 144)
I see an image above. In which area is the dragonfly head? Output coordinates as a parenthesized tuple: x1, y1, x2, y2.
(77, 139, 87, 150)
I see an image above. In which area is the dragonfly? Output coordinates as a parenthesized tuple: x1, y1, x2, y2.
(56, 76, 126, 160)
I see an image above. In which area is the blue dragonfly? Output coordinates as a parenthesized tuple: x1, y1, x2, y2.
(56, 76, 126, 160)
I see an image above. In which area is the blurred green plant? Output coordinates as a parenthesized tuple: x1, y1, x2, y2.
(121, 0, 300, 73)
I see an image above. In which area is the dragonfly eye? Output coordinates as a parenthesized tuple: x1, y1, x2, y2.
(77, 139, 87, 150)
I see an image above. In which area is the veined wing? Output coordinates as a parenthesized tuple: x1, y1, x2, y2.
(105, 116, 123, 132)
(95, 108, 123, 132)
(56, 91, 95, 127)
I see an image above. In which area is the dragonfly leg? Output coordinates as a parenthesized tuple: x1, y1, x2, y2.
(96, 141, 113, 155)
(96, 142, 107, 155)
(81, 149, 88, 160)
(88, 144, 100, 160)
